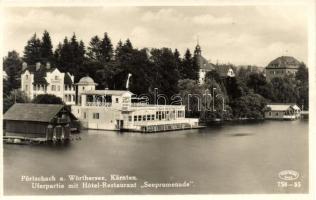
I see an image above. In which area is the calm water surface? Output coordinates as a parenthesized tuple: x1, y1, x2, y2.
(3, 120, 308, 195)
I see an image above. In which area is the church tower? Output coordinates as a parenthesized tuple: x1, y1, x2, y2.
(194, 38, 202, 56)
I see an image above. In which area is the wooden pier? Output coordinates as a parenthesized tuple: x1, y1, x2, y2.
(3, 135, 70, 145)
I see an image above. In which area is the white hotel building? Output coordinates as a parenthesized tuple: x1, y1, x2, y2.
(71, 76, 199, 132)
(21, 62, 76, 105)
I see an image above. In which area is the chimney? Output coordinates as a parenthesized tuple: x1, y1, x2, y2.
(46, 62, 51, 70)
(22, 62, 27, 71)
(36, 62, 41, 71)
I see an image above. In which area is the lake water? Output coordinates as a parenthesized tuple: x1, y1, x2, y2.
(3, 120, 309, 195)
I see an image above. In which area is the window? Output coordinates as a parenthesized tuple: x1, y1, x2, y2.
(52, 85, 56, 91)
(157, 111, 162, 120)
(77, 109, 80, 114)
(178, 111, 184, 118)
(82, 86, 85, 90)
(116, 98, 119, 103)
(151, 115, 155, 120)
(276, 112, 279, 116)
(143, 115, 146, 121)
(269, 112, 271, 116)
(84, 112, 87, 119)
(134, 116, 138, 122)
(55, 76, 58, 80)
(128, 116, 132, 122)
(26, 75, 28, 79)
(57, 85, 60, 91)
(147, 115, 151, 121)
(93, 113, 99, 119)
(138, 115, 142, 121)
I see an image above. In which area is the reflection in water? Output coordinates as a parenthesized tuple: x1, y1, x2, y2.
(3, 120, 308, 195)
(228, 133, 253, 137)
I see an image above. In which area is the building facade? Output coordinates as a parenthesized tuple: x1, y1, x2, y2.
(72, 76, 199, 132)
(264, 104, 301, 120)
(21, 62, 76, 105)
(265, 56, 301, 80)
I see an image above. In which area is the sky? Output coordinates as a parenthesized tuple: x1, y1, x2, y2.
(3, 6, 308, 67)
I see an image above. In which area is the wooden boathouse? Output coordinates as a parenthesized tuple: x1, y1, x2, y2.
(3, 103, 77, 140)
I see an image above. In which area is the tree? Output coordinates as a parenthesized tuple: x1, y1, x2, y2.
(178, 79, 203, 117)
(54, 34, 86, 81)
(149, 48, 180, 97)
(231, 93, 267, 119)
(23, 33, 41, 65)
(3, 51, 22, 91)
(40, 30, 54, 64)
(203, 76, 232, 120)
(32, 94, 64, 104)
(270, 77, 298, 103)
(296, 63, 308, 83)
(3, 90, 29, 113)
(100, 32, 113, 63)
(174, 49, 182, 72)
(205, 70, 221, 84)
(87, 35, 101, 61)
(224, 77, 244, 102)
(246, 72, 274, 100)
(295, 63, 309, 110)
(181, 49, 194, 79)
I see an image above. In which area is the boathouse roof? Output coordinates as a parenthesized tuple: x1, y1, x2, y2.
(3, 103, 76, 123)
(266, 104, 301, 111)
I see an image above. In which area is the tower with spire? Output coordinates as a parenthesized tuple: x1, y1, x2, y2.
(194, 36, 202, 56)
(193, 38, 216, 84)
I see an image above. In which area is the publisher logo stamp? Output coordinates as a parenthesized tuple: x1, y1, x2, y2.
(278, 170, 299, 181)
(277, 170, 301, 188)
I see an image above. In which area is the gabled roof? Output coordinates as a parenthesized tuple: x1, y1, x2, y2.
(22, 64, 55, 74)
(4, 103, 65, 122)
(22, 64, 74, 85)
(266, 104, 301, 111)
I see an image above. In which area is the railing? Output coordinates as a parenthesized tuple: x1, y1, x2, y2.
(131, 103, 184, 108)
(86, 102, 112, 107)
